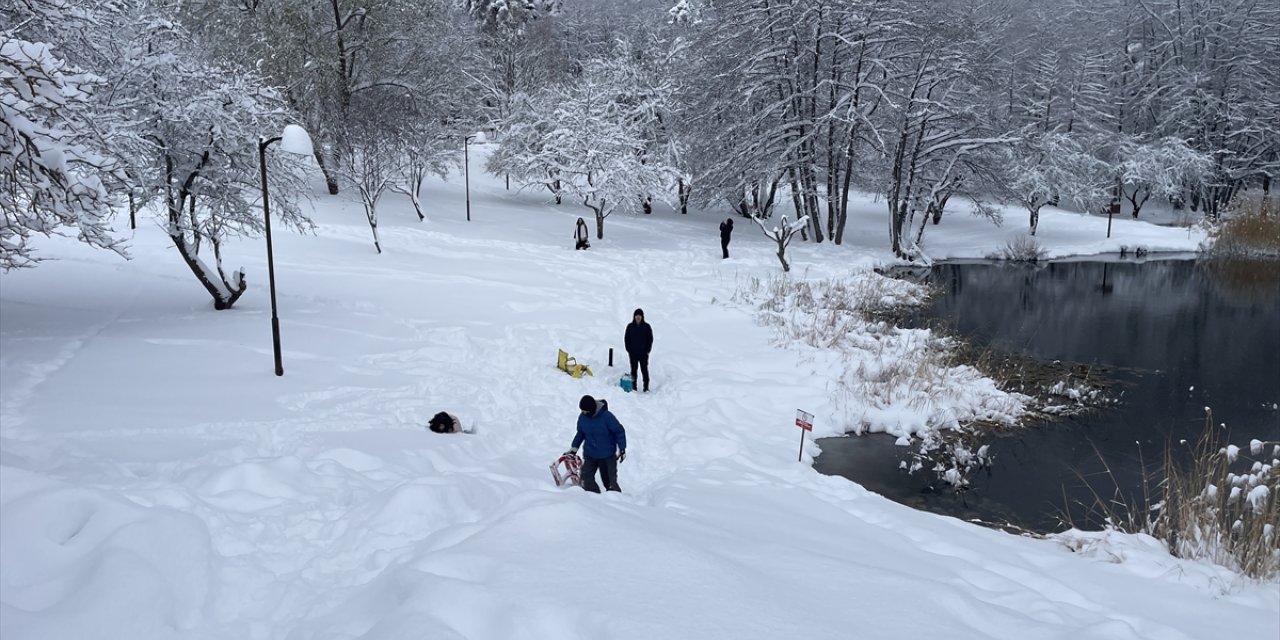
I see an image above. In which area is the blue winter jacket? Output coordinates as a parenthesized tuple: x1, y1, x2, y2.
(572, 400, 627, 459)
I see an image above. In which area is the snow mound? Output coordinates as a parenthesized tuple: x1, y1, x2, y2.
(0, 467, 213, 639)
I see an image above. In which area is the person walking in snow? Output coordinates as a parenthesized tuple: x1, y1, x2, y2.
(427, 411, 469, 434)
(574, 217, 591, 250)
(719, 217, 734, 259)
(566, 395, 627, 493)
(624, 308, 653, 392)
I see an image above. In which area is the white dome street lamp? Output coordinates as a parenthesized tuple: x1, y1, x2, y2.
(258, 124, 314, 377)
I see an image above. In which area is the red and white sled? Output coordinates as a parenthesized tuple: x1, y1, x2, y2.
(550, 453, 583, 487)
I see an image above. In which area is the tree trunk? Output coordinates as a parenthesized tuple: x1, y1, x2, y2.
(1126, 185, 1148, 219)
(931, 189, 952, 225)
(171, 232, 245, 310)
(835, 138, 853, 244)
(787, 170, 807, 242)
(315, 148, 340, 195)
(801, 164, 823, 243)
(361, 190, 382, 254)
(409, 166, 425, 221)
(366, 209, 382, 253)
(1029, 206, 1041, 236)
(587, 197, 606, 239)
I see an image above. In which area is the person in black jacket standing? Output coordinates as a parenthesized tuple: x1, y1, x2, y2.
(624, 308, 653, 392)
(719, 217, 734, 259)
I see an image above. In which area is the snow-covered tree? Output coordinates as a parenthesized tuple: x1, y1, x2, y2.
(667, 0, 706, 25)
(753, 214, 809, 273)
(487, 91, 570, 203)
(100, 6, 310, 309)
(336, 126, 401, 253)
(3, 0, 311, 307)
(0, 36, 124, 269)
(540, 58, 679, 239)
(1116, 137, 1211, 218)
(392, 144, 450, 222)
(462, 0, 568, 138)
(177, 0, 477, 197)
(462, 0, 560, 34)
(1000, 133, 1109, 236)
(880, 37, 1010, 257)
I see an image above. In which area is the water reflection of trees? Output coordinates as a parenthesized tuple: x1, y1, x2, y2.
(1202, 258, 1280, 305)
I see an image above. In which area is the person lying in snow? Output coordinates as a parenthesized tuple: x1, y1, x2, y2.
(565, 395, 626, 493)
(427, 411, 469, 434)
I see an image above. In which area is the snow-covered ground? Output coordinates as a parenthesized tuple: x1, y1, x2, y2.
(2, 148, 1272, 640)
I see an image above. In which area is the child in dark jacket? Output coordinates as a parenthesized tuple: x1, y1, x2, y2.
(566, 395, 627, 492)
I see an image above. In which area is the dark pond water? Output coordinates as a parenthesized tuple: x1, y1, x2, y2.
(813, 258, 1280, 532)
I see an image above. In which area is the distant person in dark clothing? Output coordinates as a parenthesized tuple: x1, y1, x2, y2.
(624, 308, 653, 392)
(574, 217, 591, 250)
(566, 395, 627, 492)
(719, 217, 734, 258)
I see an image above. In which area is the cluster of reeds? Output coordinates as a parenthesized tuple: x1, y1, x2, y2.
(1148, 409, 1279, 579)
(1069, 409, 1279, 580)
(1209, 195, 1280, 258)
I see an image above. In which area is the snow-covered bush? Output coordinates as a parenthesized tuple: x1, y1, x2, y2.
(991, 234, 1047, 263)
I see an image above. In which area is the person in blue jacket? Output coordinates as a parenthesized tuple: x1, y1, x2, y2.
(566, 395, 627, 493)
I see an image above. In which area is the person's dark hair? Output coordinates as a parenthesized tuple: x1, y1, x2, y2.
(428, 411, 451, 433)
(579, 395, 595, 413)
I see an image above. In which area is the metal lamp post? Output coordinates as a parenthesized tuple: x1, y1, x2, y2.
(464, 134, 476, 222)
(257, 124, 314, 377)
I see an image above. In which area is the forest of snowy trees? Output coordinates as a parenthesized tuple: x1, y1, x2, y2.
(3, 0, 1278, 300)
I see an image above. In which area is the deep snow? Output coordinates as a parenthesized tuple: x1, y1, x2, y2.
(2, 147, 1274, 640)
